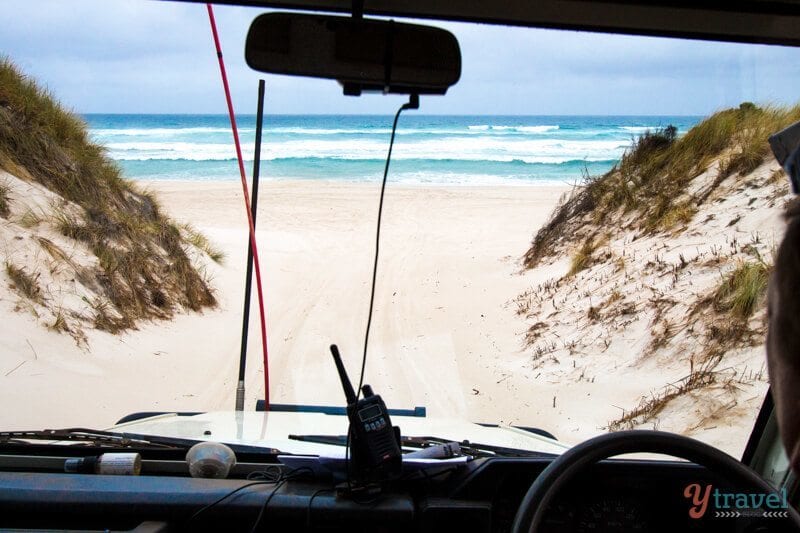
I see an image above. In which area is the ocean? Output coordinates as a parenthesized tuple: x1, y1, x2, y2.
(84, 114, 702, 186)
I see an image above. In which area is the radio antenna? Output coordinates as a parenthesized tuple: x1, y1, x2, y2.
(330, 344, 357, 405)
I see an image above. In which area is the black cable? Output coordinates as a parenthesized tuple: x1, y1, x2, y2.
(357, 94, 419, 400)
(305, 488, 335, 529)
(250, 478, 286, 533)
(346, 96, 418, 492)
(187, 480, 274, 524)
(246, 464, 284, 481)
(249, 466, 316, 531)
(250, 466, 314, 533)
(187, 466, 314, 529)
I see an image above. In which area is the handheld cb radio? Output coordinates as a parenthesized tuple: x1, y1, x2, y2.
(330, 344, 402, 482)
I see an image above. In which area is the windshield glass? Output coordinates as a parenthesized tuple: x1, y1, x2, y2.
(2, 1, 798, 459)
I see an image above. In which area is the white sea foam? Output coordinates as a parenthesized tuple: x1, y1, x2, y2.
(95, 125, 563, 138)
(92, 127, 245, 136)
(106, 137, 627, 163)
(277, 126, 564, 136)
(269, 127, 390, 135)
(619, 126, 658, 133)
(106, 142, 249, 161)
(467, 125, 559, 134)
(516, 125, 560, 133)
(268, 127, 476, 135)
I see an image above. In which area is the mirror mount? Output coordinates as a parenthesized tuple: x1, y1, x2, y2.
(403, 93, 419, 111)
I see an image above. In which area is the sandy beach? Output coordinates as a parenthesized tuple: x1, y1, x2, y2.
(1, 180, 571, 435)
(1, 162, 778, 458)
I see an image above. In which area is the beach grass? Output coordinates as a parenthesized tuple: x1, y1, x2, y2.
(713, 260, 771, 320)
(607, 362, 718, 430)
(0, 58, 218, 331)
(567, 237, 596, 277)
(5, 262, 42, 303)
(524, 102, 800, 268)
(181, 223, 225, 264)
(0, 182, 9, 218)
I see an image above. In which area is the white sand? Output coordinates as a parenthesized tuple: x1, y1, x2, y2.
(0, 170, 781, 457)
(0, 179, 571, 435)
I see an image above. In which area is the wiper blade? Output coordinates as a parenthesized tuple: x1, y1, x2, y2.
(0, 428, 186, 449)
(288, 434, 550, 458)
(404, 436, 553, 458)
(0, 428, 283, 456)
(289, 434, 348, 447)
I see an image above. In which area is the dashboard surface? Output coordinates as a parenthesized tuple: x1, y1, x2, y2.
(0, 454, 791, 532)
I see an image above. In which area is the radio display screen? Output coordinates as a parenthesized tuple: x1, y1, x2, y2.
(358, 404, 382, 421)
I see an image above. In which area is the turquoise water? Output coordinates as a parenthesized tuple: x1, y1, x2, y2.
(84, 114, 702, 185)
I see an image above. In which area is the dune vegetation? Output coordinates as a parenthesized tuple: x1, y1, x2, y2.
(0, 58, 219, 337)
(525, 102, 800, 270)
(516, 103, 796, 446)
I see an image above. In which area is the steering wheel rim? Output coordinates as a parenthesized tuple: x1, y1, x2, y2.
(510, 430, 800, 533)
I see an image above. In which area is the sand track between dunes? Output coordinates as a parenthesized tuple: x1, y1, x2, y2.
(1, 179, 566, 435)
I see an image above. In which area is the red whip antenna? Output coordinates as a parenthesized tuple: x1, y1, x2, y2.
(206, 4, 270, 408)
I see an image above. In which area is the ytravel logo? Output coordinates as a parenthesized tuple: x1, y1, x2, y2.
(683, 483, 790, 519)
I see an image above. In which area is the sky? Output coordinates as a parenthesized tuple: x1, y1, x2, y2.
(3, 0, 800, 115)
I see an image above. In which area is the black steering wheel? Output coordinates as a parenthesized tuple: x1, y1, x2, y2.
(510, 430, 800, 532)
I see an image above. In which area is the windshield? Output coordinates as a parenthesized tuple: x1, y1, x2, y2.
(1, 1, 798, 459)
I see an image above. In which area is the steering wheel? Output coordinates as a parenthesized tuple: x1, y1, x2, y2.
(510, 430, 800, 532)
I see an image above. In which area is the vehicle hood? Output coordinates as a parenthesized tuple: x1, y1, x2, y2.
(109, 411, 568, 456)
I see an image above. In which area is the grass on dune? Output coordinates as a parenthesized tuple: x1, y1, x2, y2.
(525, 102, 800, 269)
(607, 361, 718, 431)
(713, 260, 771, 320)
(181, 223, 225, 264)
(0, 182, 9, 218)
(0, 58, 218, 331)
(567, 237, 596, 277)
(5, 261, 42, 303)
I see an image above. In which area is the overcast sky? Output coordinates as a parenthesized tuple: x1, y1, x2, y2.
(3, 0, 800, 115)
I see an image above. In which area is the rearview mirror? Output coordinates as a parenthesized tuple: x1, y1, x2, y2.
(245, 13, 461, 96)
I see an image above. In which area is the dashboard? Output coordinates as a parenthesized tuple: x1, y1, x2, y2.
(0, 450, 791, 532)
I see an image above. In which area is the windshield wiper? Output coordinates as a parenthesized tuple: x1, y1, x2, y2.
(0, 428, 282, 455)
(0, 428, 191, 449)
(288, 434, 552, 458)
